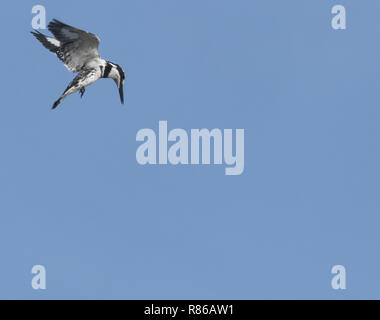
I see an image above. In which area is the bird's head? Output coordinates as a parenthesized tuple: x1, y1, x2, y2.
(105, 61, 126, 104)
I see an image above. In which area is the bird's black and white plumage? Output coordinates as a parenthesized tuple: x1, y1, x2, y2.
(31, 19, 125, 109)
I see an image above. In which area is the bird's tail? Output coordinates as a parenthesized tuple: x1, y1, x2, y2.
(52, 97, 63, 109)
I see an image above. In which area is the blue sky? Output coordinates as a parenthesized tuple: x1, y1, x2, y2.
(0, 0, 379, 299)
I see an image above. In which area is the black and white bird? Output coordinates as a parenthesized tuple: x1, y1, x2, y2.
(31, 19, 125, 109)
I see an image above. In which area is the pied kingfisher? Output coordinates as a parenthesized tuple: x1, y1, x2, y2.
(31, 19, 125, 109)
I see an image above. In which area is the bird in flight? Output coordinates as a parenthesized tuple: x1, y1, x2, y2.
(31, 19, 125, 109)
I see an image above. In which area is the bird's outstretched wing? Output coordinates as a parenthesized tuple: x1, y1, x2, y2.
(32, 19, 101, 72)
(31, 30, 65, 63)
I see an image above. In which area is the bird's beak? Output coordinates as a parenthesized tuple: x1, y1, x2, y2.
(119, 85, 124, 104)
